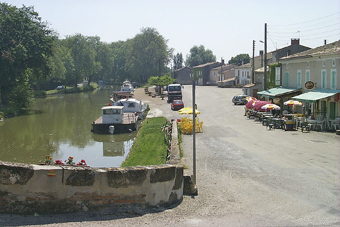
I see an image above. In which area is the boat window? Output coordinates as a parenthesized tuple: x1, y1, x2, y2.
(112, 109, 120, 114)
(103, 109, 111, 114)
(128, 103, 135, 108)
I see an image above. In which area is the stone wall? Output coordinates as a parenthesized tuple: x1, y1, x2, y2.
(0, 162, 183, 214)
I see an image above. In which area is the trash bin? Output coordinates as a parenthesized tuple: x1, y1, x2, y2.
(285, 120, 294, 131)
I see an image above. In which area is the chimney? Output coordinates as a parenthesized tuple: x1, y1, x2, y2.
(291, 38, 300, 45)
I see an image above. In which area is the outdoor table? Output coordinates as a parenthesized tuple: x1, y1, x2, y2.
(272, 118, 284, 129)
(307, 119, 317, 130)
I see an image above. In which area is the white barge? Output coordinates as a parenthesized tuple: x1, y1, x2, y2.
(91, 106, 138, 134)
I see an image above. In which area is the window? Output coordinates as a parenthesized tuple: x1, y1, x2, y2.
(128, 103, 135, 108)
(305, 69, 310, 82)
(284, 71, 289, 87)
(332, 59, 336, 67)
(330, 69, 337, 89)
(322, 60, 326, 67)
(297, 70, 302, 88)
(321, 69, 327, 89)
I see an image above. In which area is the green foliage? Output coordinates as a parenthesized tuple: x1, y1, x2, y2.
(148, 76, 175, 86)
(125, 28, 173, 82)
(268, 63, 282, 89)
(173, 53, 183, 70)
(228, 54, 250, 66)
(0, 3, 54, 106)
(185, 45, 216, 67)
(33, 90, 47, 98)
(121, 117, 168, 167)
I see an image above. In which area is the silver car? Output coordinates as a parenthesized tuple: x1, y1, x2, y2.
(232, 95, 248, 105)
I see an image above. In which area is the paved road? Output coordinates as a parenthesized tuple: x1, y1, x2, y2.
(1, 86, 339, 227)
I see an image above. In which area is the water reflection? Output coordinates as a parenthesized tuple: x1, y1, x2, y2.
(0, 88, 136, 167)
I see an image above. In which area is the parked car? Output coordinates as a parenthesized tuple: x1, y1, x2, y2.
(56, 85, 63, 90)
(171, 100, 184, 111)
(232, 95, 249, 105)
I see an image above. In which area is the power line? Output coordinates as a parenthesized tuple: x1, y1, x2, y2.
(271, 12, 340, 26)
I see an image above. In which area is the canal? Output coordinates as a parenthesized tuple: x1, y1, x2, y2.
(0, 89, 137, 167)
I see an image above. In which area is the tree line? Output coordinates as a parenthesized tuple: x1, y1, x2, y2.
(0, 3, 249, 110)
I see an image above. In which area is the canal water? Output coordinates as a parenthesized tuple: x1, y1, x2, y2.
(0, 88, 137, 167)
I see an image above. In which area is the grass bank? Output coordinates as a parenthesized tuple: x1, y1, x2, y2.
(121, 117, 169, 167)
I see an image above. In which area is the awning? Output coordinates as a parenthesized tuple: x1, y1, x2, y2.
(292, 89, 340, 103)
(257, 87, 302, 98)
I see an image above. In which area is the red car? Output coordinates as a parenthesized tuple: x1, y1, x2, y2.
(171, 100, 184, 111)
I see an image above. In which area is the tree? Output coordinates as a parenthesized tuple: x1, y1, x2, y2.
(0, 3, 54, 106)
(61, 34, 98, 87)
(185, 45, 216, 67)
(125, 27, 173, 83)
(228, 54, 250, 66)
(173, 53, 183, 70)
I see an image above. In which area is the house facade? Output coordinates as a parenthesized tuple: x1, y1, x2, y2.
(280, 40, 340, 119)
(249, 39, 311, 92)
(193, 62, 220, 86)
(209, 64, 237, 87)
(235, 63, 251, 85)
(174, 67, 193, 85)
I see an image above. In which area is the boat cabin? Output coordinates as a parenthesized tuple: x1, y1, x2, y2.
(102, 106, 124, 124)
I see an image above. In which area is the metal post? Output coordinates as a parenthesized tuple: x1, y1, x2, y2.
(252, 40, 255, 84)
(192, 79, 196, 185)
(264, 23, 267, 91)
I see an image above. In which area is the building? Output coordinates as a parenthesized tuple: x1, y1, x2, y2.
(235, 63, 251, 86)
(209, 64, 237, 87)
(280, 40, 340, 119)
(193, 62, 220, 86)
(174, 67, 193, 85)
(250, 39, 311, 92)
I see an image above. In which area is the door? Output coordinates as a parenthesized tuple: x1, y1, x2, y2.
(253, 89, 258, 99)
(321, 101, 327, 117)
(329, 102, 336, 119)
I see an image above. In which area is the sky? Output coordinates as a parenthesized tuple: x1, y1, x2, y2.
(4, 0, 340, 63)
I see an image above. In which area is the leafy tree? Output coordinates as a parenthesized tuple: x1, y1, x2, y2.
(95, 42, 114, 83)
(148, 76, 175, 87)
(173, 53, 183, 70)
(125, 27, 173, 83)
(61, 34, 98, 87)
(0, 3, 54, 106)
(185, 45, 216, 67)
(110, 40, 131, 83)
(228, 54, 250, 66)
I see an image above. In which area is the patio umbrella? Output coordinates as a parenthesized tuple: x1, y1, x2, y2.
(179, 107, 201, 115)
(261, 104, 281, 111)
(253, 101, 271, 111)
(245, 96, 257, 102)
(284, 100, 303, 106)
(245, 100, 260, 108)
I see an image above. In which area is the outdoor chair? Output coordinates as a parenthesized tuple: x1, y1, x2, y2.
(331, 119, 340, 130)
(301, 122, 310, 132)
(266, 118, 275, 130)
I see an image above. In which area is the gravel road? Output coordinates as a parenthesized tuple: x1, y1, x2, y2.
(1, 86, 339, 227)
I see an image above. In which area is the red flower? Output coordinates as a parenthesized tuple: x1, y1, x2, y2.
(54, 159, 64, 165)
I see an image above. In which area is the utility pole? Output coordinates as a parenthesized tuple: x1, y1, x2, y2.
(192, 79, 196, 186)
(264, 23, 267, 91)
(252, 40, 255, 84)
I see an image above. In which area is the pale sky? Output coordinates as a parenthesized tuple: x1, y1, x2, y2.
(4, 0, 340, 63)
